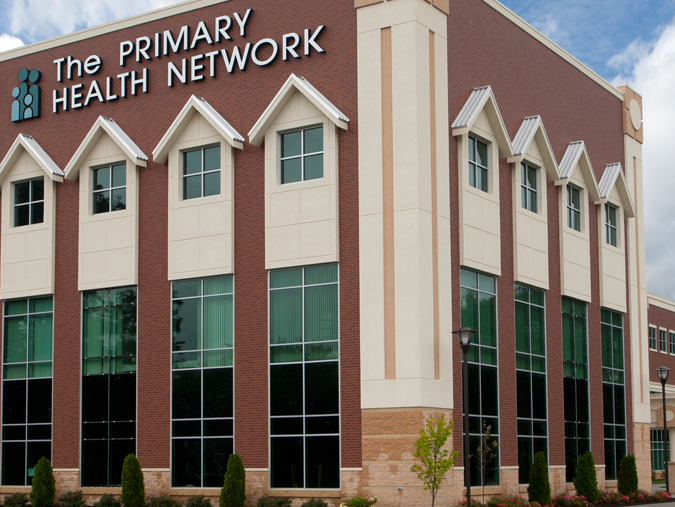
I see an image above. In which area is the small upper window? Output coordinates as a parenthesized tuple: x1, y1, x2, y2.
(605, 204, 618, 247)
(93, 164, 126, 214)
(280, 126, 323, 184)
(649, 327, 657, 350)
(567, 185, 581, 232)
(521, 163, 537, 213)
(183, 145, 221, 200)
(14, 178, 44, 227)
(661, 329, 668, 352)
(469, 136, 488, 192)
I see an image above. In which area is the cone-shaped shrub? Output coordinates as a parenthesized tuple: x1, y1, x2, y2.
(121, 454, 145, 507)
(618, 454, 639, 495)
(527, 451, 551, 505)
(573, 452, 599, 502)
(30, 457, 56, 507)
(220, 455, 246, 507)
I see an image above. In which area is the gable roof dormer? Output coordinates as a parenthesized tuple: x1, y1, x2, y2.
(508, 116, 560, 180)
(153, 96, 245, 164)
(248, 74, 349, 147)
(597, 163, 636, 218)
(452, 86, 513, 157)
(555, 141, 601, 201)
(0, 134, 63, 186)
(64, 116, 147, 180)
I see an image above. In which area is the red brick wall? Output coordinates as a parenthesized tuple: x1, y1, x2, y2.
(448, 0, 629, 471)
(647, 304, 675, 386)
(0, 0, 360, 471)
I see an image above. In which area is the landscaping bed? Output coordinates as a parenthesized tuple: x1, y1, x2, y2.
(459, 491, 673, 507)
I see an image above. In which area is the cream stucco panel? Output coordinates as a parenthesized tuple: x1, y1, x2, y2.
(559, 165, 592, 302)
(78, 132, 139, 291)
(458, 117, 502, 276)
(598, 188, 627, 313)
(1, 151, 56, 299)
(168, 112, 234, 280)
(264, 89, 339, 270)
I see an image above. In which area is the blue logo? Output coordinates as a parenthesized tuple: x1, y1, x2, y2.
(12, 68, 41, 122)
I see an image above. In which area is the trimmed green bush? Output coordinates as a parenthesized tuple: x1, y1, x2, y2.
(220, 455, 246, 507)
(59, 491, 85, 507)
(30, 456, 56, 507)
(121, 454, 145, 507)
(573, 452, 599, 503)
(301, 501, 328, 507)
(4, 493, 29, 507)
(617, 454, 639, 495)
(147, 497, 181, 507)
(527, 451, 551, 505)
(344, 497, 377, 507)
(93, 494, 121, 507)
(256, 499, 290, 507)
(186, 497, 211, 507)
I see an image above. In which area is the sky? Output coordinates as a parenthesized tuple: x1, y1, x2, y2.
(0, 0, 675, 298)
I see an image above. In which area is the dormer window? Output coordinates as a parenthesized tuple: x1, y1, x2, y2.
(93, 164, 126, 214)
(605, 204, 618, 247)
(468, 136, 488, 192)
(567, 185, 581, 232)
(14, 177, 44, 227)
(183, 145, 221, 200)
(521, 163, 537, 213)
(280, 126, 323, 184)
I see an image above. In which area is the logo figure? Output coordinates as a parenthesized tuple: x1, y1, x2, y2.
(11, 68, 40, 122)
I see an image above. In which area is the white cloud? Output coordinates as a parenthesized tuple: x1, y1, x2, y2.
(610, 19, 675, 299)
(0, 33, 24, 52)
(7, 0, 184, 43)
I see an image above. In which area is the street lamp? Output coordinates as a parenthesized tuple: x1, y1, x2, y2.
(657, 366, 671, 493)
(454, 327, 475, 507)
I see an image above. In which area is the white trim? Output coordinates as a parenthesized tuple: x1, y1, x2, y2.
(53, 469, 80, 472)
(500, 466, 519, 470)
(341, 468, 362, 471)
(245, 468, 269, 472)
(141, 469, 171, 472)
(0, 134, 64, 186)
(649, 294, 675, 313)
(481, 0, 624, 100)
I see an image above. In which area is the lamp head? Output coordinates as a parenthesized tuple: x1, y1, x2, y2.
(657, 366, 671, 383)
(454, 327, 475, 354)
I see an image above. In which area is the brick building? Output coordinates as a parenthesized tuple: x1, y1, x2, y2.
(0, 0, 655, 504)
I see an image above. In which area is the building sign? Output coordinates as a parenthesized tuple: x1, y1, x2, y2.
(41, 9, 326, 117)
(11, 69, 41, 122)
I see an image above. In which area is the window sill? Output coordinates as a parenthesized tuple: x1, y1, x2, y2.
(267, 489, 342, 498)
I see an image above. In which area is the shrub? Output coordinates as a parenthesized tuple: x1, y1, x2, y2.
(551, 493, 592, 507)
(59, 491, 85, 507)
(527, 451, 551, 506)
(147, 497, 180, 507)
(618, 454, 639, 496)
(485, 496, 525, 507)
(121, 454, 145, 507)
(301, 501, 328, 507)
(342, 496, 377, 507)
(93, 494, 122, 507)
(186, 497, 211, 507)
(256, 500, 290, 507)
(30, 456, 56, 507)
(573, 452, 599, 503)
(4, 493, 29, 507)
(220, 455, 245, 507)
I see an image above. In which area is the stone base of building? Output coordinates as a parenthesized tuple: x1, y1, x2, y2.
(548, 465, 567, 496)
(53, 469, 80, 498)
(634, 422, 652, 491)
(142, 469, 171, 497)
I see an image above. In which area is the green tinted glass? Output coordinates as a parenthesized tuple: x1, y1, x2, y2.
(29, 362, 52, 378)
(204, 276, 233, 296)
(204, 349, 232, 368)
(304, 127, 323, 154)
(270, 289, 302, 345)
(530, 290, 544, 307)
(173, 351, 200, 369)
(183, 150, 202, 175)
(304, 154, 323, 181)
(4, 363, 26, 379)
(305, 265, 338, 285)
(531, 356, 546, 373)
(460, 269, 477, 289)
(479, 293, 496, 347)
(479, 274, 496, 294)
(29, 297, 52, 313)
(601, 309, 612, 325)
(515, 302, 529, 353)
(305, 342, 338, 362)
(271, 269, 302, 289)
(613, 327, 624, 370)
(515, 284, 528, 303)
(304, 285, 338, 343)
(6, 300, 27, 316)
(4, 316, 27, 363)
(29, 314, 52, 362)
(204, 146, 220, 171)
(460, 288, 478, 334)
(271, 344, 302, 364)
(173, 280, 201, 299)
(531, 307, 545, 356)
(203, 295, 233, 349)
(282, 131, 302, 158)
(112, 164, 126, 187)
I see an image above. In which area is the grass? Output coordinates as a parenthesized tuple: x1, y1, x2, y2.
(653, 479, 666, 484)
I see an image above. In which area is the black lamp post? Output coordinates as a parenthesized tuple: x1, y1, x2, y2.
(657, 366, 671, 493)
(454, 327, 475, 507)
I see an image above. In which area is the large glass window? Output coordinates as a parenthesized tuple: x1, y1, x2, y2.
(14, 178, 44, 227)
(183, 145, 221, 200)
(661, 329, 668, 353)
(461, 268, 498, 486)
(562, 297, 589, 482)
(1, 297, 53, 486)
(93, 164, 126, 214)
(602, 309, 626, 481)
(515, 284, 547, 484)
(269, 265, 339, 489)
(468, 137, 488, 193)
(171, 276, 234, 488)
(81, 287, 137, 487)
(521, 163, 538, 213)
(670, 332, 675, 355)
(650, 327, 657, 351)
(567, 185, 581, 232)
(651, 429, 668, 472)
(280, 126, 324, 184)
(605, 204, 618, 247)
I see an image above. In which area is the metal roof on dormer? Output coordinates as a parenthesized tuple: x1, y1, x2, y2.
(0, 134, 64, 187)
(511, 116, 540, 156)
(452, 86, 492, 129)
(20, 134, 64, 176)
(558, 141, 587, 179)
(508, 116, 560, 180)
(597, 162, 635, 218)
(598, 163, 622, 199)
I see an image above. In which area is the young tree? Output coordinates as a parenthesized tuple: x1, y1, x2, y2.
(527, 451, 551, 506)
(121, 454, 145, 507)
(410, 414, 458, 507)
(220, 455, 246, 507)
(573, 452, 599, 502)
(617, 454, 639, 496)
(476, 422, 499, 505)
(30, 457, 56, 507)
